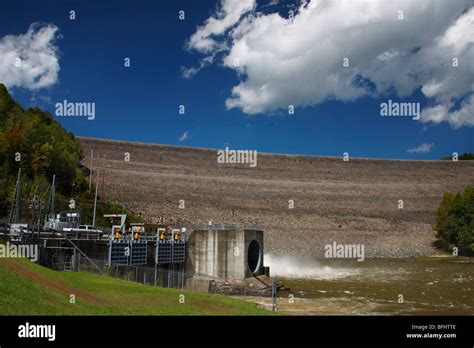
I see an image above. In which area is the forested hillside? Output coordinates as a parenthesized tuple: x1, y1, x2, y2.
(0, 83, 140, 226)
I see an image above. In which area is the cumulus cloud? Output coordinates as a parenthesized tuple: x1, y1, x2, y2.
(185, 0, 474, 128)
(407, 143, 434, 154)
(179, 131, 189, 142)
(182, 0, 255, 78)
(0, 23, 60, 90)
(186, 0, 256, 54)
(421, 95, 474, 128)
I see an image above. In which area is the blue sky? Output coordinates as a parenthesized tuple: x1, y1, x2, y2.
(0, 0, 472, 159)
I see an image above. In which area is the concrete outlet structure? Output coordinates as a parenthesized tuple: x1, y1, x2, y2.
(187, 224, 265, 280)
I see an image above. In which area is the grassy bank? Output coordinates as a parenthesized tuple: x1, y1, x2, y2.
(0, 259, 270, 316)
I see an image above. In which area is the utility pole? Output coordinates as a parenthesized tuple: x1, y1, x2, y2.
(272, 277, 277, 312)
(101, 154, 106, 199)
(29, 197, 36, 238)
(9, 168, 21, 224)
(154, 230, 158, 286)
(38, 197, 44, 238)
(89, 149, 93, 193)
(2, 166, 7, 193)
(49, 174, 56, 217)
(28, 195, 43, 240)
(92, 169, 100, 228)
(15, 169, 21, 224)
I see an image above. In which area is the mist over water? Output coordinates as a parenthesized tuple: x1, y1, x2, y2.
(264, 254, 361, 280)
(264, 255, 474, 315)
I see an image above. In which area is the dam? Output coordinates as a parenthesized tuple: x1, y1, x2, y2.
(78, 136, 474, 260)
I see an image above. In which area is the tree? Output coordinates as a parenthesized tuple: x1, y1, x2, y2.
(440, 153, 474, 160)
(434, 186, 474, 256)
(0, 83, 142, 226)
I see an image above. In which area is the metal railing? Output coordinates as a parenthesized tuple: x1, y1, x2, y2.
(78, 258, 187, 289)
(77, 257, 277, 298)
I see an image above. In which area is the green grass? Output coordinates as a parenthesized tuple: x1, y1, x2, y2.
(0, 259, 271, 316)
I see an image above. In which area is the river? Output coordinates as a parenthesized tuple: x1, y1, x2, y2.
(264, 256, 474, 315)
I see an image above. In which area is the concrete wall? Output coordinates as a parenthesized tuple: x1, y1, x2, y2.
(190, 227, 264, 280)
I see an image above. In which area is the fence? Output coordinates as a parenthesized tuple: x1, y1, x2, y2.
(78, 257, 188, 289)
(77, 257, 278, 300)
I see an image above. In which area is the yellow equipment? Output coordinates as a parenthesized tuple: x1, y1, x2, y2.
(159, 230, 166, 240)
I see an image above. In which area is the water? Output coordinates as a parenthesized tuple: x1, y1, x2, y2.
(265, 255, 474, 315)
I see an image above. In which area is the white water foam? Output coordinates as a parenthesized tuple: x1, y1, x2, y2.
(264, 254, 361, 280)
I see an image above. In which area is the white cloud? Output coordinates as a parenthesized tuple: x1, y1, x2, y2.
(179, 131, 189, 142)
(407, 143, 434, 154)
(181, 66, 200, 79)
(0, 23, 60, 90)
(420, 95, 474, 128)
(181, 53, 216, 79)
(186, 0, 474, 128)
(182, 0, 255, 78)
(186, 0, 256, 54)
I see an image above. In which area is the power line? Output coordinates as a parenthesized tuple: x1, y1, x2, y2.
(8, 168, 21, 224)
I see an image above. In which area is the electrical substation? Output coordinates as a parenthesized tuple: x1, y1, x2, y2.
(1, 169, 277, 296)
